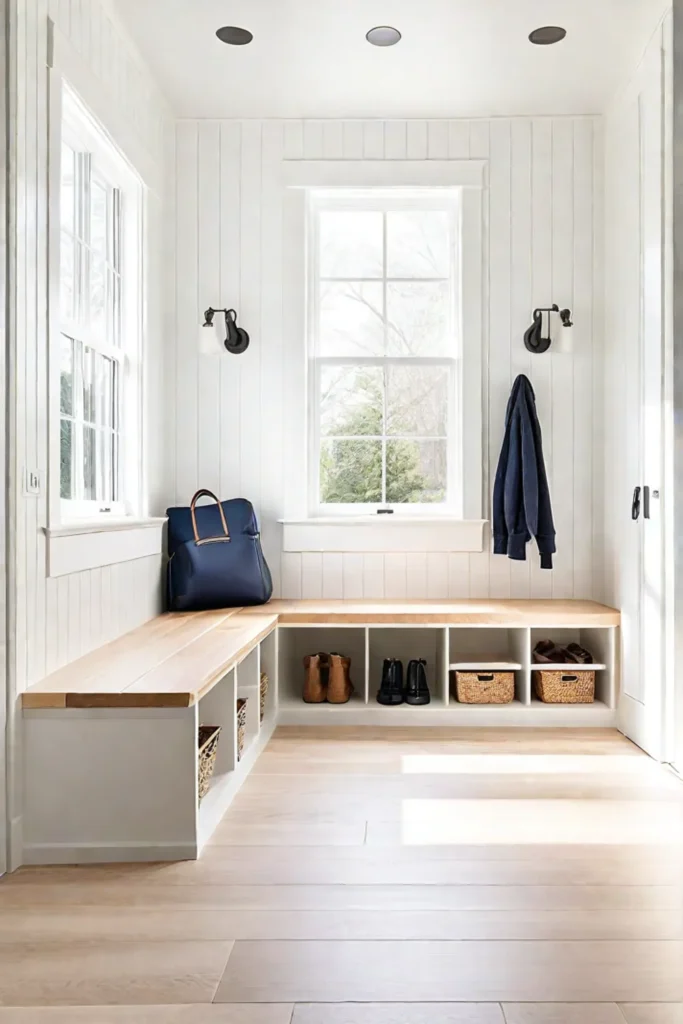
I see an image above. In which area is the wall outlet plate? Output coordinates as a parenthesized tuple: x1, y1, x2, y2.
(24, 468, 41, 496)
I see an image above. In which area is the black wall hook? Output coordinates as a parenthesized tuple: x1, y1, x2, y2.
(202, 307, 250, 355)
(523, 304, 573, 354)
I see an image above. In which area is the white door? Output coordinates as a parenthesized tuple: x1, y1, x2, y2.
(0, 0, 7, 877)
(612, 39, 668, 760)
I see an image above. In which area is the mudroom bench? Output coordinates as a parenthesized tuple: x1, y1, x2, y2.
(20, 599, 620, 865)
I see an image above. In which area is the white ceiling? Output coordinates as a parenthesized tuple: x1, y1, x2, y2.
(115, 0, 666, 119)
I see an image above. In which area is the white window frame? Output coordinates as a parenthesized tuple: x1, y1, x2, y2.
(280, 161, 485, 553)
(48, 80, 143, 527)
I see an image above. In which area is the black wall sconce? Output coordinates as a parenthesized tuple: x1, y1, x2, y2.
(524, 304, 573, 354)
(202, 307, 250, 355)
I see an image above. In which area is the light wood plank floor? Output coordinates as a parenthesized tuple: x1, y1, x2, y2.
(1, 727, 682, 1022)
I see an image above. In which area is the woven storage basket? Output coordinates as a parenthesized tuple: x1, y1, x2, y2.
(533, 669, 595, 703)
(197, 725, 221, 803)
(259, 672, 269, 721)
(236, 698, 247, 761)
(454, 670, 515, 704)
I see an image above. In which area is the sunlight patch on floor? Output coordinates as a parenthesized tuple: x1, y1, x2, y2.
(399, 798, 683, 845)
(400, 754, 661, 775)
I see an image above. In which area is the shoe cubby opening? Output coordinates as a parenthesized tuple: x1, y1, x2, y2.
(196, 667, 237, 784)
(529, 627, 615, 707)
(236, 646, 261, 752)
(278, 626, 367, 708)
(368, 627, 448, 708)
(259, 629, 278, 726)
(448, 627, 529, 706)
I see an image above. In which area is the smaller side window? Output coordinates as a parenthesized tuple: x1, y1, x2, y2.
(55, 87, 142, 521)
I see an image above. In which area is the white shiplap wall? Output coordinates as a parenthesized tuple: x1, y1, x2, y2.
(170, 116, 602, 601)
(8, 0, 171, 868)
(9, 0, 171, 708)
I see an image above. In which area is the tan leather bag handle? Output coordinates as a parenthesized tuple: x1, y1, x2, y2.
(190, 489, 230, 544)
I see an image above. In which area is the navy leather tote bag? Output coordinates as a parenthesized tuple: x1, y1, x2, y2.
(166, 489, 273, 611)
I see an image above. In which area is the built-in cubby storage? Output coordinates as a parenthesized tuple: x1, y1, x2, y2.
(20, 601, 620, 864)
(278, 626, 368, 708)
(196, 634, 279, 848)
(529, 627, 615, 708)
(369, 627, 448, 706)
(448, 627, 529, 705)
(236, 646, 261, 752)
(276, 620, 618, 725)
(259, 627, 278, 727)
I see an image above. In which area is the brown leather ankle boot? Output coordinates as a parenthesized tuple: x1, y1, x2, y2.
(327, 653, 353, 704)
(303, 653, 329, 703)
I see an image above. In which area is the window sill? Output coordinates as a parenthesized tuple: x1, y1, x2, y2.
(280, 517, 487, 554)
(45, 517, 166, 577)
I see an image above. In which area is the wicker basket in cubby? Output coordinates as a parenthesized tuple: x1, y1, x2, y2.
(260, 672, 269, 721)
(533, 669, 595, 703)
(197, 725, 221, 803)
(453, 670, 515, 704)
(236, 698, 248, 761)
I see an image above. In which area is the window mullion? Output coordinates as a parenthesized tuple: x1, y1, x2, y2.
(74, 341, 84, 503)
(381, 211, 388, 506)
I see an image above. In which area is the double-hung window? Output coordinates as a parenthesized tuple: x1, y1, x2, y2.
(308, 190, 462, 516)
(55, 86, 142, 521)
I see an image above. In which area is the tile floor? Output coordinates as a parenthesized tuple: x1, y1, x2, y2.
(0, 727, 682, 1022)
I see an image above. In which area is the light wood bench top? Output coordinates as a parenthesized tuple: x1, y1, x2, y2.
(22, 609, 278, 710)
(248, 598, 621, 627)
(22, 598, 619, 710)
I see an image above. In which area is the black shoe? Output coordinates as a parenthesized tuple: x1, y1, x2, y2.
(405, 659, 430, 705)
(377, 658, 404, 705)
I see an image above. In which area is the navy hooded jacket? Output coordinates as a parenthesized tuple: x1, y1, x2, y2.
(492, 374, 556, 569)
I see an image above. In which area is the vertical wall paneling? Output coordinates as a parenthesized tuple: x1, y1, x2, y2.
(342, 553, 364, 599)
(427, 121, 449, 159)
(406, 553, 428, 599)
(487, 119, 512, 598)
(322, 553, 344, 598)
(363, 121, 385, 159)
(239, 122, 263, 528)
(550, 119, 576, 598)
(426, 553, 449, 599)
(260, 121, 285, 596)
(197, 122, 221, 495)
(406, 120, 428, 159)
(509, 119, 533, 599)
(363, 554, 385, 600)
(448, 121, 470, 159)
(171, 115, 602, 600)
(219, 122, 242, 504)
(384, 121, 407, 159)
(342, 121, 364, 159)
(529, 120, 554, 599)
(573, 119, 596, 599)
(175, 121, 199, 501)
(302, 553, 323, 600)
(384, 554, 407, 599)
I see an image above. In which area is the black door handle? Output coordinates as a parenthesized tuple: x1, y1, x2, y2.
(632, 486, 641, 521)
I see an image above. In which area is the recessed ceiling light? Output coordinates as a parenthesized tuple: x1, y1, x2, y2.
(529, 26, 567, 45)
(216, 26, 253, 46)
(366, 25, 401, 47)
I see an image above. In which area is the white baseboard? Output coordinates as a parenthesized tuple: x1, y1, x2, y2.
(618, 692, 664, 760)
(9, 815, 23, 872)
(22, 840, 198, 865)
(278, 701, 618, 728)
